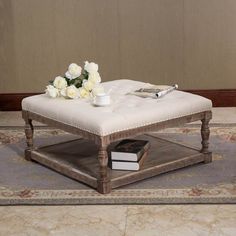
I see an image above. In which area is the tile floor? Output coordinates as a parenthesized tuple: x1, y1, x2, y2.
(0, 205, 235, 236)
(0, 108, 236, 236)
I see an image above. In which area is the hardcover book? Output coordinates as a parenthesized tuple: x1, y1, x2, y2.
(111, 151, 148, 171)
(111, 139, 150, 162)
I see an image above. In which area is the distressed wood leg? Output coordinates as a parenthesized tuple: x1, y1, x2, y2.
(97, 146, 111, 194)
(24, 118, 34, 161)
(201, 115, 212, 163)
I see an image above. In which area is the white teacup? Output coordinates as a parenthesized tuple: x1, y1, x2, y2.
(94, 93, 110, 106)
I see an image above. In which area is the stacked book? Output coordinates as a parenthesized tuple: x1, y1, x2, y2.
(110, 139, 150, 171)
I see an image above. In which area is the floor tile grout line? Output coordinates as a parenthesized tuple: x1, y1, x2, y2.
(123, 206, 129, 236)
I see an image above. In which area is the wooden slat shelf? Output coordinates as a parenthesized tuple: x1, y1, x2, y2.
(30, 135, 210, 191)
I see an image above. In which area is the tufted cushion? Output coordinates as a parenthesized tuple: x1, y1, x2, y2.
(22, 80, 212, 136)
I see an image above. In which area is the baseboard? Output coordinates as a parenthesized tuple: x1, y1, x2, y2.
(0, 93, 41, 111)
(0, 90, 236, 111)
(187, 89, 236, 107)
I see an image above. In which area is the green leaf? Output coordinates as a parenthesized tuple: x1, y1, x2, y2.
(64, 77, 70, 85)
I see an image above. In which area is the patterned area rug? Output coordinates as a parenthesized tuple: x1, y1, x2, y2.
(0, 125, 235, 205)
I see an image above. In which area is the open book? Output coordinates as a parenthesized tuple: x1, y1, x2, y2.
(128, 84, 178, 98)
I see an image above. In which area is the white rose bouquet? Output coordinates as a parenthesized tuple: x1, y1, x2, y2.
(45, 61, 104, 99)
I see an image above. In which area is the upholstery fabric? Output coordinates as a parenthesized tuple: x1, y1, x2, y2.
(22, 80, 212, 136)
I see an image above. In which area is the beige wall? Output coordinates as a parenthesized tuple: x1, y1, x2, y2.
(0, 0, 236, 93)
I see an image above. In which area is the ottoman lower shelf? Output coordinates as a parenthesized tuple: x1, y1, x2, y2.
(29, 134, 211, 191)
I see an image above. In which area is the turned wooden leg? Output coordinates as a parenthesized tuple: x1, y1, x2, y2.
(24, 118, 34, 161)
(97, 146, 111, 194)
(201, 115, 212, 163)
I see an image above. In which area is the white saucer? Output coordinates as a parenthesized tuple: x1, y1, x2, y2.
(92, 101, 111, 107)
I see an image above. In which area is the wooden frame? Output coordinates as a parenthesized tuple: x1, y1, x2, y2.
(22, 110, 212, 194)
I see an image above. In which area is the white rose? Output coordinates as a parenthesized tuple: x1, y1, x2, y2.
(65, 63, 82, 80)
(78, 87, 90, 98)
(53, 76, 67, 90)
(88, 72, 101, 84)
(66, 85, 79, 99)
(60, 88, 67, 97)
(84, 61, 98, 73)
(92, 84, 105, 96)
(45, 85, 59, 98)
(83, 79, 94, 91)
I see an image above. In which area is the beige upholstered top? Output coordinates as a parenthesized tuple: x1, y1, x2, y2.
(22, 80, 212, 136)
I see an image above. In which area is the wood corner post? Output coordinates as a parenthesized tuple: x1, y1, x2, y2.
(22, 111, 34, 161)
(201, 111, 212, 163)
(97, 145, 111, 194)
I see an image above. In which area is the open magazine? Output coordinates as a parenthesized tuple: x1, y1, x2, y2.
(128, 84, 178, 98)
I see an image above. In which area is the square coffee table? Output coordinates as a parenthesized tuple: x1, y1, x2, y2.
(22, 80, 212, 194)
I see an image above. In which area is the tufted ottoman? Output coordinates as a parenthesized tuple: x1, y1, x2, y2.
(22, 80, 212, 194)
